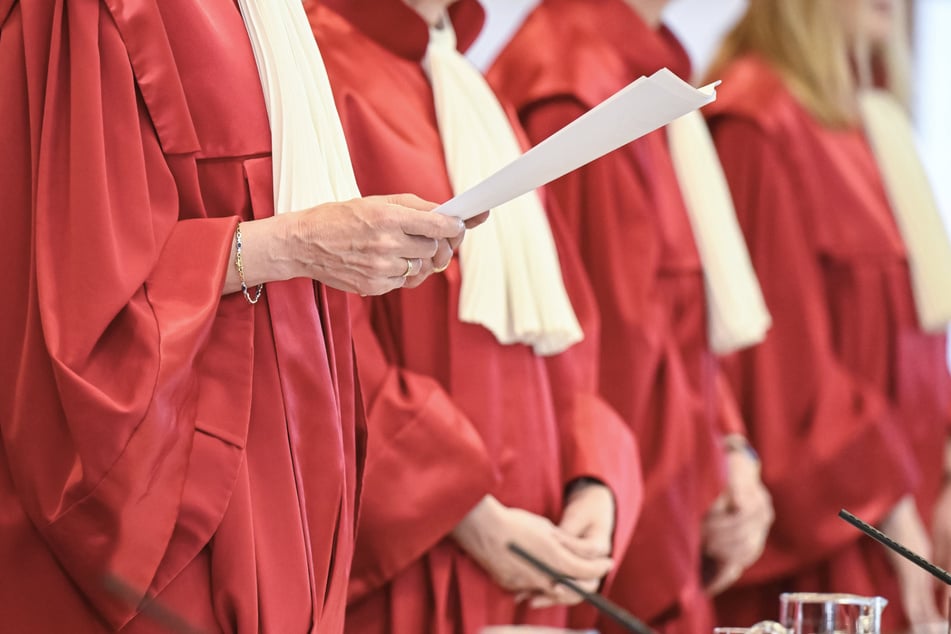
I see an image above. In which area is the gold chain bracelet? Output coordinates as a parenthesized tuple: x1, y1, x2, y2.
(235, 223, 264, 305)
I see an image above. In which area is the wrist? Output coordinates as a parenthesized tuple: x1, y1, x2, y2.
(723, 434, 760, 464)
(451, 495, 503, 543)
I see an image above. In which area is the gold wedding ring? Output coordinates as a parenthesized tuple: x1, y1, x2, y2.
(402, 258, 422, 279)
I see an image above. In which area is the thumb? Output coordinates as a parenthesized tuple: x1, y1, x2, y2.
(705, 561, 743, 597)
(559, 500, 592, 538)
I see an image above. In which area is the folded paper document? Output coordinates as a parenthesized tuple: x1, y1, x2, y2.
(435, 68, 719, 221)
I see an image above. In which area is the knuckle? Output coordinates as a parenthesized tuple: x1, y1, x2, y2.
(374, 255, 395, 274)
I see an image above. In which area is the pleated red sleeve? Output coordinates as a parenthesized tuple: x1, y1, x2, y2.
(711, 116, 919, 581)
(0, 1, 252, 627)
(346, 295, 498, 601)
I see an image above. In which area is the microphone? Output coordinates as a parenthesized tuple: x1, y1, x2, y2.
(507, 542, 656, 634)
(838, 508, 951, 585)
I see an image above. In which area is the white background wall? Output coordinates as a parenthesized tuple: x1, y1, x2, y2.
(470, 0, 950, 366)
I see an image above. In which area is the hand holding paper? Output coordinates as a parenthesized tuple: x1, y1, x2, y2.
(435, 68, 719, 221)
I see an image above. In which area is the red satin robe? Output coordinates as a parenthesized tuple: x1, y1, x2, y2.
(705, 55, 951, 629)
(490, 2, 749, 632)
(307, 1, 642, 632)
(0, 1, 363, 632)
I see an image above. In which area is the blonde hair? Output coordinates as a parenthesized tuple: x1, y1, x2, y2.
(709, 0, 911, 127)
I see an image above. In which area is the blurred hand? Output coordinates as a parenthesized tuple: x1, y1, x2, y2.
(880, 495, 943, 627)
(451, 495, 614, 606)
(527, 480, 617, 609)
(703, 444, 774, 596)
(286, 193, 465, 295)
(933, 441, 951, 619)
(933, 481, 951, 616)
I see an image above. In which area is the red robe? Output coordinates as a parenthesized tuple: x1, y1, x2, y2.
(705, 55, 951, 629)
(0, 1, 363, 632)
(307, 1, 642, 632)
(490, 2, 748, 632)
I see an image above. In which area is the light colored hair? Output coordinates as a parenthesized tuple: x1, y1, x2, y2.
(709, 0, 911, 127)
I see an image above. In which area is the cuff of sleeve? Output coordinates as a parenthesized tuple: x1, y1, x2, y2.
(559, 393, 643, 564)
(348, 388, 498, 601)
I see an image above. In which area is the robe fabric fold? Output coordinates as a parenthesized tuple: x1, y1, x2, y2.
(705, 55, 951, 631)
(0, 1, 363, 632)
(308, 1, 642, 632)
(489, 2, 750, 631)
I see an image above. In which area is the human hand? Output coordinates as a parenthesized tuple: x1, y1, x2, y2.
(703, 444, 774, 596)
(933, 481, 951, 616)
(451, 495, 614, 606)
(880, 495, 943, 626)
(425, 211, 491, 279)
(286, 193, 465, 294)
(527, 480, 617, 608)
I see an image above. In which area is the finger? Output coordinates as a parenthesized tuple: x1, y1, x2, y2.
(503, 561, 565, 596)
(558, 503, 592, 538)
(394, 207, 465, 240)
(541, 538, 614, 580)
(703, 511, 753, 537)
(706, 493, 730, 517)
(513, 591, 531, 604)
(465, 210, 491, 229)
(705, 562, 744, 597)
(384, 193, 439, 212)
(531, 583, 585, 608)
(362, 277, 405, 297)
(704, 526, 764, 564)
(432, 239, 453, 272)
(447, 232, 465, 253)
(705, 500, 772, 535)
(395, 234, 439, 260)
(705, 522, 764, 558)
(554, 527, 612, 559)
(402, 258, 436, 289)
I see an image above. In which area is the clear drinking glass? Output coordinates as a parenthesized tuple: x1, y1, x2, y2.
(714, 620, 788, 634)
(779, 593, 887, 634)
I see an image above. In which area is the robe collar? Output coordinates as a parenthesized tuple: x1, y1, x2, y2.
(490, 0, 691, 113)
(595, 0, 692, 82)
(320, 0, 485, 62)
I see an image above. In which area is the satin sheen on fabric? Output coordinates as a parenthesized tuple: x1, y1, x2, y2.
(308, 1, 642, 632)
(489, 1, 749, 631)
(705, 55, 951, 631)
(0, 1, 363, 632)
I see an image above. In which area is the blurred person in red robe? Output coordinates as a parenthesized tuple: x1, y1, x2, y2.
(489, 1, 775, 632)
(705, 0, 951, 628)
(306, 0, 643, 631)
(0, 0, 471, 632)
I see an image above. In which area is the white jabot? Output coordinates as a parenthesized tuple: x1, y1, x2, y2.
(859, 90, 951, 333)
(237, 0, 361, 213)
(667, 110, 772, 354)
(423, 18, 583, 356)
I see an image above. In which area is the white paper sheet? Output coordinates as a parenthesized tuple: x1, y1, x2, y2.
(435, 68, 719, 220)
